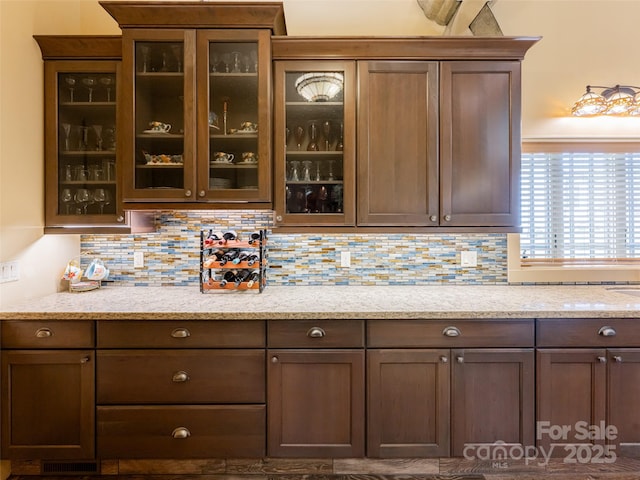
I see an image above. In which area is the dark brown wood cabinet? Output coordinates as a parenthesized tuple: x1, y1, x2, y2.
(267, 319, 365, 457)
(1, 321, 95, 459)
(367, 319, 535, 457)
(536, 319, 640, 457)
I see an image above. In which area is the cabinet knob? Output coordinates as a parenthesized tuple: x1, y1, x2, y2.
(443, 326, 461, 337)
(81, 356, 90, 364)
(172, 371, 190, 382)
(429, 215, 438, 222)
(185, 190, 192, 197)
(171, 427, 191, 439)
(171, 328, 191, 338)
(443, 214, 451, 222)
(35, 327, 53, 338)
(116, 215, 125, 223)
(276, 215, 283, 222)
(307, 327, 326, 338)
(598, 326, 617, 337)
(597, 356, 607, 363)
(199, 190, 206, 197)
(440, 356, 448, 363)
(613, 355, 623, 363)
(271, 356, 279, 363)
(456, 356, 464, 363)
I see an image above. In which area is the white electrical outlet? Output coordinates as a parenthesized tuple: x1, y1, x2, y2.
(0, 261, 20, 283)
(133, 251, 144, 268)
(340, 251, 351, 268)
(460, 251, 478, 267)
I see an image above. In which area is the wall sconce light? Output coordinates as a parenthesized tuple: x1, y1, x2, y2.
(572, 85, 640, 116)
(295, 72, 344, 102)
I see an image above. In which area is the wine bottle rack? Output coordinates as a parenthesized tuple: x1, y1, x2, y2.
(199, 229, 267, 293)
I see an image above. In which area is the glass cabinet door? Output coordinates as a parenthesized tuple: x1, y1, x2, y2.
(121, 30, 196, 202)
(273, 61, 356, 226)
(47, 60, 123, 227)
(196, 30, 271, 202)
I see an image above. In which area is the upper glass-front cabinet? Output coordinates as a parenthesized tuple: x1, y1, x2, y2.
(273, 61, 356, 226)
(121, 28, 271, 204)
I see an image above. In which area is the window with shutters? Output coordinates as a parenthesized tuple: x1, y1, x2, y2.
(508, 142, 640, 283)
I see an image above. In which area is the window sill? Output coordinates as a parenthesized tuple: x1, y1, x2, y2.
(507, 234, 640, 284)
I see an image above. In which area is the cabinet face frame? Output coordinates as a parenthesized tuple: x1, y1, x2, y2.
(273, 60, 356, 226)
(440, 60, 521, 227)
(357, 60, 439, 226)
(1, 350, 95, 459)
(44, 60, 125, 228)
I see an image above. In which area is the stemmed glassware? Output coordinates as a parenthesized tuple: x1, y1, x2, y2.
(61, 123, 71, 151)
(92, 125, 103, 150)
(171, 43, 183, 72)
(100, 76, 114, 102)
(289, 160, 300, 181)
(294, 125, 305, 151)
(336, 122, 344, 151)
(140, 45, 150, 73)
(307, 121, 319, 151)
(60, 188, 73, 215)
(82, 77, 97, 102)
(322, 120, 332, 151)
(327, 160, 335, 181)
(93, 188, 107, 214)
(65, 76, 76, 102)
(302, 160, 312, 182)
(231, 51, 242, 73)
(74, 188, 91, 214)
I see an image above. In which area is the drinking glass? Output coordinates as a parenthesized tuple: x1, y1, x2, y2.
(82, 77, 97, 102)
(92, 124, 103, 150)
(302, 160, 312, 182)
(100, 76, 114, 102)
(61, 123, 71, 151)
(60, 188, 73, 214)
(322, 120, 332, 151)
(336, 122, 344, 151)
(327, 160, 335, 181)
(294, 125, 305, 151)
(140, 45, 150, 73)
(307, 121, 319, 151)
(65, 76, 76, 102)
(93, 188, 107, 214)
(74, 188, 91, 214)
(171, 43, 183, 72)
(231, 51, 242, 73)
(289, 160, 300, 181)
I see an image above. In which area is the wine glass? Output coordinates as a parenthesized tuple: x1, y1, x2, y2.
(93, 188, 107, 214)
(82, 77, 97, 102)
(314, 161, 322, 181)
(231, 51, 241, 73)
(322, 120, 332, 151)
(74, 188, 91, 214)
(92, 124, 103, 150)
(289, 160, 300, 182)
(294, 125, 305, 151)
(307, 121, 319, 151)
(60, 188, 73, 214)
(61, 123, 71, 151)
(210, 52, 219, 72)
(221, 53, 231, 73)
(65, 76, 76, 102)
(302, 160, 312, 182)
(100, 76, 114, 102)
(327, 159, 335, 181)
(285, 126, 291, 150)
(171, 43, 183, 72)
(336, 122, 344, 151)
(140, 45, 150, 72)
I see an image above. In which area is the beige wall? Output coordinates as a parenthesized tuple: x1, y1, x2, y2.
(0, 0, 639, 309)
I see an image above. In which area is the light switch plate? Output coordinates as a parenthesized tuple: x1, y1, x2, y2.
(340, 251, 351, 268)
(460, 251, 478, 267)
(133, 251, 144, 268)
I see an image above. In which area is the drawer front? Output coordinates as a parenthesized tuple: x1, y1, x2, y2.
(537, 318, 640, 347)
(368, 319, 534, 348)
(97, 350, 265, 403)
(97, 320, 265, 348)
(268, 320, 364, 348)
(1, 320, 94, 348)
(97, 405, 265, 458)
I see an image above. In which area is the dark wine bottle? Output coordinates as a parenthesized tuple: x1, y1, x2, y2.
(219, 249, 240, 266)
(219, 270, 237, 287)
(248, 231, 262, 245)
(219, 230, 238, 245)
(246, 271, 260, 288)
(233, 250, 252, 265)
(234, 269, 253, 287)
(246, 253, 260, 266)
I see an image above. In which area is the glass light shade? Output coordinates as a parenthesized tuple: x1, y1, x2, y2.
(605, 89, 634, 115)
(571, 90, 607, 116)
(295, 72, 344, 102)
(629, 92, 640, 116)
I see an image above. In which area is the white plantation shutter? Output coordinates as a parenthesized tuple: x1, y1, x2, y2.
(520, 151, 640, 263)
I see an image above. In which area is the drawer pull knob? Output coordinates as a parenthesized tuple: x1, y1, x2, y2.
(307, 327, 326, 338)
(598, 326, 616, 337)
(271, 356, 279, 363)
(613, 355, 623, 363)
(171, 328, 191, 338)
(597, 356, 607, 363)
(35, 327, 53, 338)
(172, 371, 190, 382)
(81, 356, 90, 364)
(443, 326, 461, 337)
(456, 356, 464, 363)
(171, 427, 191, 439)
(440, 356, 448, 363)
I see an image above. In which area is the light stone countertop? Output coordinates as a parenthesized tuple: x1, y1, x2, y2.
(1, 285, 639, 320)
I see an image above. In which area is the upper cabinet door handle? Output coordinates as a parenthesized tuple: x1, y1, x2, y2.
(443, 326, 461, 337)
(307, 327, 326, 338)
(598, 326, 616, 337)
(171, 328, 191, 338)
(35, 327, 53, 338)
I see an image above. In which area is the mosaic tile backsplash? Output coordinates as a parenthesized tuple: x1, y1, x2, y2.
(80, 210, 508, 286)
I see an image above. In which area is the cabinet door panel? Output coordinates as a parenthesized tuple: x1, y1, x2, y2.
(1, 350, 94, 459)
(357, 61, 439, 226)
(537, 349, 607, 453)
(451, 348, 534, 456)
(440, 61, 520, 227)
(608, 349, 640, 457)
(367, 349, 450, 457)
(267, 349, 364, 457)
